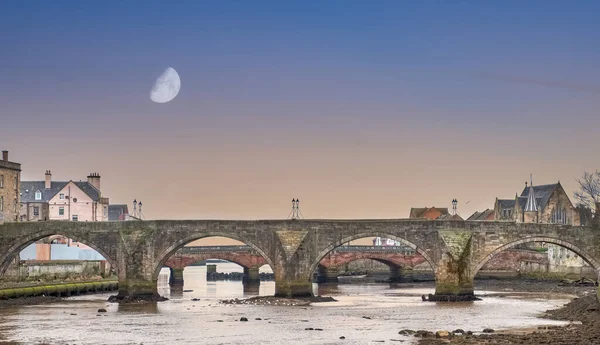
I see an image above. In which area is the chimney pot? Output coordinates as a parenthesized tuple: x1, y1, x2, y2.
(45, 170, 52, 189)
(87, 172, 101, 191)
(2, 151, 8, 161)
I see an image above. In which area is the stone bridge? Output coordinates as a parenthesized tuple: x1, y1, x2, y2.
(0, 220, 598, 300)
(165, 245, 426, 284)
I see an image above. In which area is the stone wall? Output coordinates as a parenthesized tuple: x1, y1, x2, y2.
(539, 185, 580, 225)
(15, 260, 111, 281)
(340, 259, 390, 273)
(481, 249, 548, 271)
(0, 157, 21, 223)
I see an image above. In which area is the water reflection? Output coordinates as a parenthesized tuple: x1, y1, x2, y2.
(158, 263, 276, 299)
(0, 263, 577, 345)
(117, 302, 159, 314)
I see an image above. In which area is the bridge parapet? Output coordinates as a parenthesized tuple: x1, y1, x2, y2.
(178, 245, 415, 255)
(178, 246, 254, 254)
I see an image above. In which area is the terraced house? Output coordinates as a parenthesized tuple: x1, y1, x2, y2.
(0, 151, 21, 223)
(20, 171, 109, 222)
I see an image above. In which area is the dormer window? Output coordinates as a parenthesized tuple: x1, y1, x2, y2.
(35, 190, 42, 201)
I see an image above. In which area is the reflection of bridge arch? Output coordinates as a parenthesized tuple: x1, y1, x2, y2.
(309, 232, 437, 277)
(152, 233, 275, 281)
(473, 236, 600, 276)
(319, 250, 428, 269)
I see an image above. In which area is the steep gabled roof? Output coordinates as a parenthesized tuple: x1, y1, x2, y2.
(468, 209, 495, 221)
(20, 180, 100, 203)
(497, 199, 516, 210)
(519, 183, 559, 210)
(409, 207, 450, 219)
(409, 207, 451, 220)
(437, 213, 464, 221)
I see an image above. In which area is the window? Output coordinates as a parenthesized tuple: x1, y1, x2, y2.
(59, 207, 64, 216)
(0, 196, 3, 211)
(33, 207, 40, 216)
(72, 214, 78, 221)
(59, 193, 65, 200)
(551, 207, 568, 225)
(0, 175, 3, 188)
(35, 190, 42, 201)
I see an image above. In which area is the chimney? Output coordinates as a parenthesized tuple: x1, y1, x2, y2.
(87, 172, 101, 191)
(45, 170, 52, 189)
(2, 151, 7, 162)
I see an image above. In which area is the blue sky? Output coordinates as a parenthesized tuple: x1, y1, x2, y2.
(1, 1, 599, 218)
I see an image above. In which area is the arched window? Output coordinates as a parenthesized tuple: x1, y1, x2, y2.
(551, 206, 568, 225)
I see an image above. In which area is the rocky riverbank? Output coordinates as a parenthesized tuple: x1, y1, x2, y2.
(220, 295, 336, 306)
(415, 279, 600, 345)
(206, 272, 274, 281)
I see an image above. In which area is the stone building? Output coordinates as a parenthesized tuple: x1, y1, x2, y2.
(0, 151, 21, 223)
(20, 171, 109, 222)
(493, 180, 580, 225)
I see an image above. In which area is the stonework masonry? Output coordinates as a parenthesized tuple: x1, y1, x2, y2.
(0, 219, 598, 300)
(0, 151, 21, 223)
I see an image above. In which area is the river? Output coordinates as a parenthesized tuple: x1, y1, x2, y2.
(0, 263, 574, 345)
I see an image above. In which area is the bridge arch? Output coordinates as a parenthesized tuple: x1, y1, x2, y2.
(309, 232, 436, 278)
(0, 231, 116, 275)
(319, 252, 427, 270)
(473, 236, 600, 277)
(152, 233, 275, 281)
(164, 252, 267, 270)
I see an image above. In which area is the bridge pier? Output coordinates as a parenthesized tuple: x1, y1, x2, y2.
(389, 266, 402, 283)
(275, 279, 312, 297)
(432, 253, 475, 301)
(315, 266, 338, 283)
(243, 280, 261, 295)
(169, 267, 185, 287)
(114, 274, 161, 302)
(274, 264, 313, 298)
(243, 266, 261, 284)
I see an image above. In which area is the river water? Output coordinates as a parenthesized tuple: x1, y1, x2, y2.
(0, 263, 574, 345)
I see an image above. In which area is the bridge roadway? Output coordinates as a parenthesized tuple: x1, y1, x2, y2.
(0, 219, 599, 300)
(165, 245, 424, 284)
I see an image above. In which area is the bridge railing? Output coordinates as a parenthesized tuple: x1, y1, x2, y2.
(177, 246, 252, 254)
(176, 245, 416, 255)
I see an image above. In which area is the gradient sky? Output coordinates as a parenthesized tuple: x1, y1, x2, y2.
(2, 1, 599, 219)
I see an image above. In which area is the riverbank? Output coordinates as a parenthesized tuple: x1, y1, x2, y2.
(417, 280, 600, 345)
(0, 280, 118, 308)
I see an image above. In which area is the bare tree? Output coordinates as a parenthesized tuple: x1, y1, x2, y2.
(574, 170, 600, 214)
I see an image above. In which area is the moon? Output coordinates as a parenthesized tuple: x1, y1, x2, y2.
(150, 67, 181, 103)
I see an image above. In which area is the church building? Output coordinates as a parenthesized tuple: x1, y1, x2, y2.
(493, 178, 580, 226)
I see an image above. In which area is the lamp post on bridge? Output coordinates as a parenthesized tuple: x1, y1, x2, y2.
(288, 198, 304, 220)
